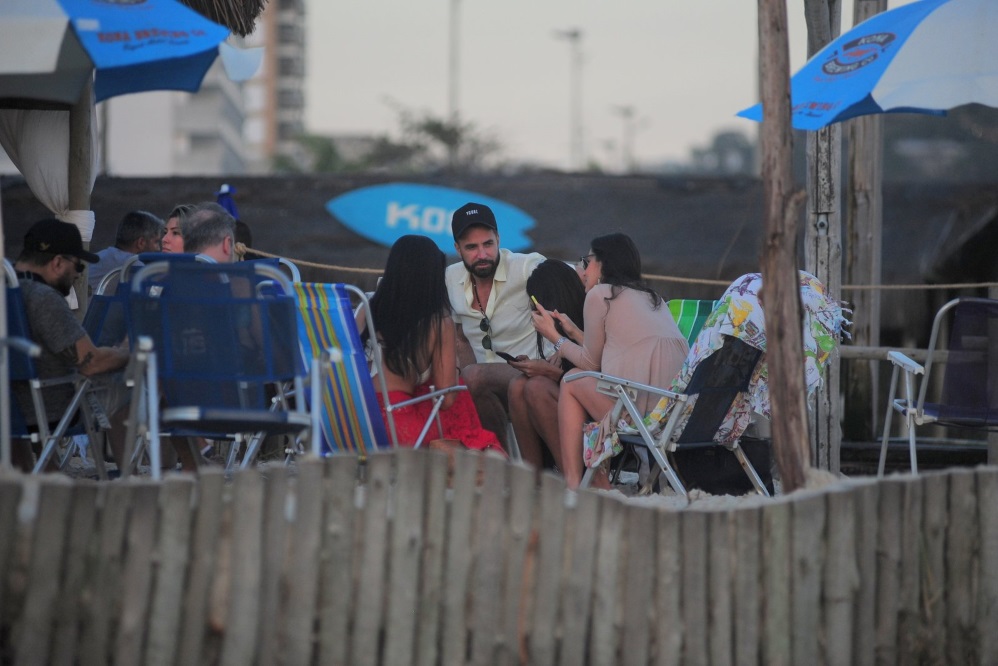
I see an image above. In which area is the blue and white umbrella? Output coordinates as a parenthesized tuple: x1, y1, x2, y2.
(738, 0, 998, 131)
(0, 0, 256, 106)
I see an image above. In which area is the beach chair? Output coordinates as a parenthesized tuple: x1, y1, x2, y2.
(575, 271, 847, 497)
(668, 299, 721, 346)
(571, 334, 773, 497)
(878, 297, 998, 476)
(125, 259, 311, 475)
(4, 259, 109, 478)
(292, 282, 466, 456)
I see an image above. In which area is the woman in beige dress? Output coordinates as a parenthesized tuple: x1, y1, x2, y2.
(531, 233, 689, 488)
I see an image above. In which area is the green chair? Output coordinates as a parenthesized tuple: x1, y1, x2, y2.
(667, 299, 721, 346)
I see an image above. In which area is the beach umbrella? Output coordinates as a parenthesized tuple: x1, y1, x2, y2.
(738, 0, 998, 131)
(0, 0, 237, 107)
(0, 0, 260, 469)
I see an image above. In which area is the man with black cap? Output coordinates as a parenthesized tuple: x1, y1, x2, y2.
(11, 219, 131, 471)
(445, 202, 545, 452)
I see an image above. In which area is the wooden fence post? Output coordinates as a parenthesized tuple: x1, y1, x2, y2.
(823, 485, 859, 666)
(143, 476, 195, 666)
(989, 285, 998, 464)
(803, 0, 843, 472)
(945, 469, 980, 663)
(843, 0, 888, 445)
(757, 0, 811, 493)
(526, 473, 568, 664)
(13, 477, 73, 665)
(977, 468, 998, 664)
(560, 489, 600, 666)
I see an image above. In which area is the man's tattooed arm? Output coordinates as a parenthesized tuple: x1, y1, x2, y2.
(56, 344, 81, 367)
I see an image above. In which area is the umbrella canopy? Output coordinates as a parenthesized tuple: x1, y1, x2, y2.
(0, 0, 231, 107)
(738, 0, 998, 130)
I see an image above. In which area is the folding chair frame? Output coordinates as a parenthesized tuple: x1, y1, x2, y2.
(568, 337, 772, 498)
(878, 297, 998, 476)
(125, 260, 311, 477)
(5, 259, 109, 479)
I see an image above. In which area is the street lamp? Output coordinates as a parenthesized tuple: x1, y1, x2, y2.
(447, 0, 461, 168)
(554, 28, 583, 171)
(612, 105, 635, 174)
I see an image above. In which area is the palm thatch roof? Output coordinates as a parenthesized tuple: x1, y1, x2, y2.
(179, 0, 267, 37)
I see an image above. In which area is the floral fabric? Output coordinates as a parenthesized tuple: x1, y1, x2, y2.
(582, 271, 851, 468)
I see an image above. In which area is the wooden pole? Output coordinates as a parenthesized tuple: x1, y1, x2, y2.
(68, 77, 95, 319)
(843, 0, 887, 446)
(757, 0, 810, 492)
(990, 285, 998, 464)
(803, 0, 843, 473)
(0, 195, 10, 470)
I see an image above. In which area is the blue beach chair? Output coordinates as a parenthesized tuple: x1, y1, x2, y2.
(125, 260, 311, 475)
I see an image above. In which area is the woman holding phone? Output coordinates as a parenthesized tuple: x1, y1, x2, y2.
(506, 259, 586, 469)
(531, 233, 688, 488)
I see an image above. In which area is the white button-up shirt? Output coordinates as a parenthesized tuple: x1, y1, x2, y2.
(446, 248, 546, 363)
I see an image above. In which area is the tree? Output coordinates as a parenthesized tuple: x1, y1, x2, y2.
(757, 0, 811, 493)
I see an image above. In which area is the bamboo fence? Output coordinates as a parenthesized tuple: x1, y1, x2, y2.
(0, 449, 996, 665)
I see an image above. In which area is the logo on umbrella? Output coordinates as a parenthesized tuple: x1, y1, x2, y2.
(822, 32, 896, 76)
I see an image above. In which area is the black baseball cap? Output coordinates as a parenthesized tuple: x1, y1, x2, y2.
(23, 218, 100, 263)
(451, 202, 498, 240)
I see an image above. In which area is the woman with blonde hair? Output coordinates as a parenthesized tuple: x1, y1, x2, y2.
(162, 203, 195, 253)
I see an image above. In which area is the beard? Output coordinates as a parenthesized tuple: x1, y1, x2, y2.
(464, 256, 499, 280)
(54, 271, 75, 296)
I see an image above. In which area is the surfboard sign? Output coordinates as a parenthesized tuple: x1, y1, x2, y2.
(325, 183, 535, 254)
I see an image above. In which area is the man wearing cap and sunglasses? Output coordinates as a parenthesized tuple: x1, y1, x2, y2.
(445, 202, 545, 452)
(11, 218, 132, 471)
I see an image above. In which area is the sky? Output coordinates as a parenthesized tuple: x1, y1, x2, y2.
(303, 1, 915, 172)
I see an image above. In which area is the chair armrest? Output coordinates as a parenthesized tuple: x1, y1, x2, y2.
(886, 350, 924, 375)
(564, 370, 683, 401)
(388, 385, 467, 411)
(1, 336, 41, 358)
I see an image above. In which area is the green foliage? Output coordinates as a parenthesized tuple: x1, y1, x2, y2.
(275, 101, 505, 175)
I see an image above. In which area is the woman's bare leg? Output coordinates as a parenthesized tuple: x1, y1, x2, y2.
(523, 376, 562, 469)
(508, 374, 545, 469)
(558, 374, 614, 488)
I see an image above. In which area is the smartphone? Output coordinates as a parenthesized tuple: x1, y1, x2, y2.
(495, 351, 517, 362)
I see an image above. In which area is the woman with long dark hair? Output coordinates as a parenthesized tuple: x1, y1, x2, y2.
(361, 235, 502, 452)
(531, 233, 688, 487)
(507, 259, 586, 469)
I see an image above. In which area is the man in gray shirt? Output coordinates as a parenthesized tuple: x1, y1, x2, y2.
(87, 210, 164, 294)
(12, 219, 131, 471)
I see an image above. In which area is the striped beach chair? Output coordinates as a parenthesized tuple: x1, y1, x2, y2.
(294, 282, 390, 455)
(294, 282, 468, 456)
(667, 299, 721, 346)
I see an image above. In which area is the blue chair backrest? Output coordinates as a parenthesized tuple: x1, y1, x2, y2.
(937, 298, 998, 426)
(5, 283, 36, 383)
(293, 282, 389, 455)
(5, 278, 41, 436)
(129, 260, 303, 410)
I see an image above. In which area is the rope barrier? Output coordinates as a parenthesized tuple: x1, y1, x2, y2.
(245, 247, 998, 292)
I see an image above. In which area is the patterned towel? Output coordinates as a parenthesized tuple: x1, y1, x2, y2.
(584, 272, 851, 469)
